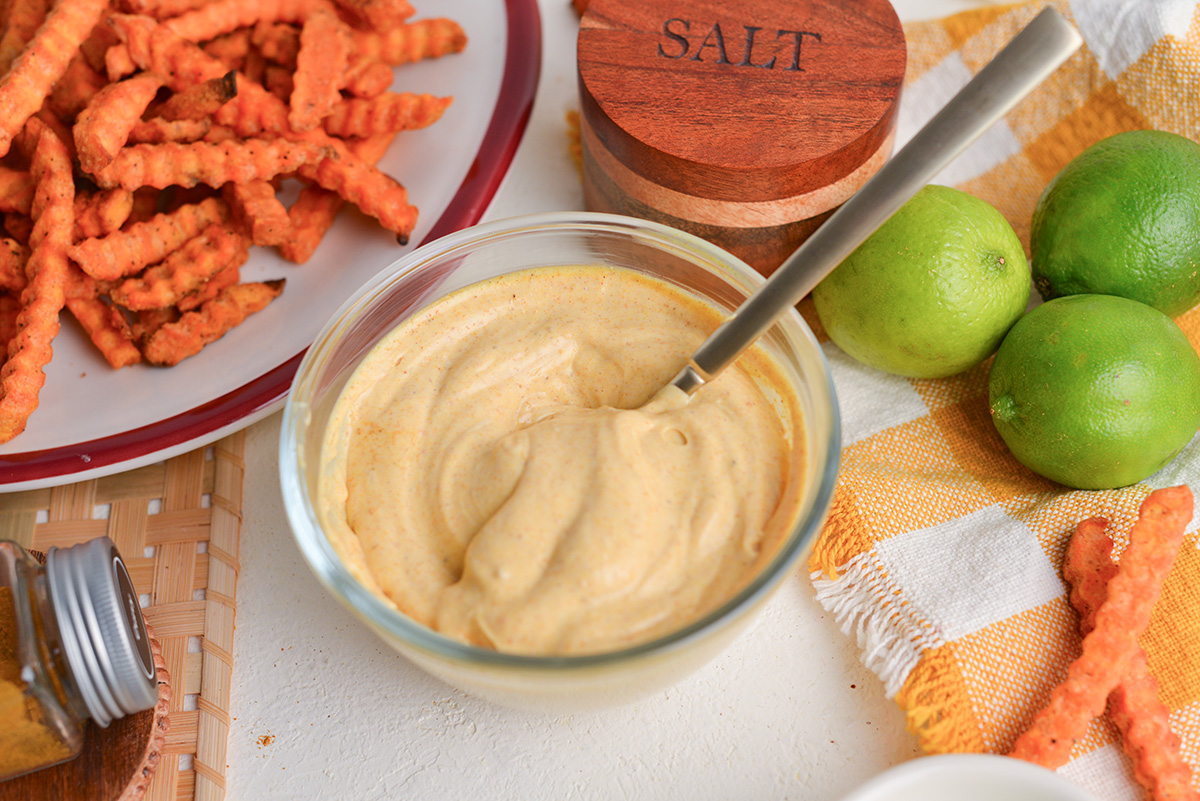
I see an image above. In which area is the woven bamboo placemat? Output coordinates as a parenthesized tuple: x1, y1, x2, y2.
(0, 431, 245, 801)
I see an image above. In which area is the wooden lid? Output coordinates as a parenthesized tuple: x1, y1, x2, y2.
(578, 0, 906, 203)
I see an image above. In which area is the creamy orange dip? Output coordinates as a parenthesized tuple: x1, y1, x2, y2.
(317, 265, 805, 655)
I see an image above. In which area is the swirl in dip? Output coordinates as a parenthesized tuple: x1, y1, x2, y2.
(317, 265, 805, 655)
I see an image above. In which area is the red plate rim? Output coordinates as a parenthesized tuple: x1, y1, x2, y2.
(0, 0, 542, 489)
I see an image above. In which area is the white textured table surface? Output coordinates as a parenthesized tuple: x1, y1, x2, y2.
(227, 1, 1000, 798)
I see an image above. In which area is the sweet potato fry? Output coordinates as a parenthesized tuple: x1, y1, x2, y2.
(65, 294, 141, 368)
(156, 71, 237, 121)
(79, 18, 122, 74)
(223, 180, 289, 246)
(289, 6, 351, 132)
(341, 53, 393, 98)
(176, 258, 238, 311)
(0, 0, 111, 158)
(69, 195, 229, 280)
(74, 72, 165, 174)
(0, 168, 36, 216)
(331, 0, 413, 33)
(109, 223, 248, 309)
(0, 121, 75, 443)
(321, 92, 451, 138)
(0, 0, 48, 76)
(73, 187, 134, 240)
(1009, 486, 1195, 768)
(46, 54, 107, 122)
(90, 137, 333, 191)
(127, 117, 213, 144)
(350, 18, 466, 65)
(117, 0, 216, 18)
(279, 131, 393, 263)
(263, 66, 293, 102)
(130, 305, 178, 344)
(4, 215, 33, 245)
(162, 0, 321, 44)
(1063, 518, 1198, 801)
(104, 43, 138, 82)
(0, 294, 20, 357)
(113, 15, 419, 239)
(0, 239, 30, 293)
(202, 29, 253, 71)
(252, 21, 299, 67)
(141, 279, 283, 365)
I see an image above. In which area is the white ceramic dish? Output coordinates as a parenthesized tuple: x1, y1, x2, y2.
(0, 0, 540, 491)
(838, 754, 1102, 801)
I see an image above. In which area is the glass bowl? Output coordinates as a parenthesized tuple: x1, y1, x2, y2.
(279, 212, 841, 710)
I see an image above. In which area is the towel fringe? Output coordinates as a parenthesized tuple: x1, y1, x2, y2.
(811, 551, 941, 698)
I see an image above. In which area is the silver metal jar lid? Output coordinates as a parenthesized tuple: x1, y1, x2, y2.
(46, 536, 158, 727)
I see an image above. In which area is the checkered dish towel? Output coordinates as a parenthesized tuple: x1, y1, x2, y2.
(805, 1, 1200, 799)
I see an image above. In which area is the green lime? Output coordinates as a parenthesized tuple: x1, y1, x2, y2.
(988, 294, 1200, 490)
(1031, 129, 1200, 317)
(813, 184, 1030, 378)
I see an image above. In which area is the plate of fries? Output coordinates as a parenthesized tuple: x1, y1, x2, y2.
(0, 0, 540, 489)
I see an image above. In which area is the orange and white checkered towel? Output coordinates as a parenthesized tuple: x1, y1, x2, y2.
(806, 1, 1200, 799)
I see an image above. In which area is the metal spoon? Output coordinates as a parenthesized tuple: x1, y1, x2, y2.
(669, 7, 1083, 395)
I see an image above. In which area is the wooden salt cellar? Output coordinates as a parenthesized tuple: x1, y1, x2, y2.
(577, 0, 907, 275)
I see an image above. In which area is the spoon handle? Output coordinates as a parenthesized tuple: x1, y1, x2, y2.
(670, 6, 1083, 395)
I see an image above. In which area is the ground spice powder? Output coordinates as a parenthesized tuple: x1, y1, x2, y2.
(0, 585, 74, 779)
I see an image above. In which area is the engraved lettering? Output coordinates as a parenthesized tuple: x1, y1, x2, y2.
(689, 22, 732, 64)
(737, 26, 776, 69)
(777, 30, 822, 71)
(657, 18, 690, 59)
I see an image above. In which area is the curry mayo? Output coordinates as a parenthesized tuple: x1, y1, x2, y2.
(317, 265, 805, 655)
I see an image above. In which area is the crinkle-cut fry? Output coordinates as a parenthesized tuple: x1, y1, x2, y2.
(130, 305, 178, 344)
(252, 21, 299, 67)
(0, 0, 111, 159)
(90, 137, 333, 191)
(74, 72, 165, 175)
(342, 53, 392, 98)
(279, 130, 393, 263)
(79, 18, 122, 73)
(298, 136, 416, 243)
(4, 215, 33, 245)
(142, 278, 284, 366)
(0, 294, 20, 357)
(65, 294, 141, 368)
(109, 223, 247, 309)
(332, 0, 413, 32)
(113, 15, 420, 238)
(264, 65, 293, 101)
(0, 168, 36, 215)
(104, 43, 138, 82)
(1063, 518, 1199, 801)
(176, 257, 237, 311)
(1009, 486, 1195, 769)
(0, 121, 75, 443)
(322, 92, 451, 138)
(69, 195, 228, 280)
(128, 117, 212, 144)
(47, 54, 107, 122)
(117, 0, 216, 18)
(0, 239, 31, 292)
(350, 18, 467, 66)
(162, 0, 322, 44)
(0, 0, 48, 76)
(223, 180, 289, 246)
(73, 188, 134, 240)
(202, 28, 253, 71)
(289, 6, 351, 132)
(157, 71, 237, 121)
(14, 109, 77, 164)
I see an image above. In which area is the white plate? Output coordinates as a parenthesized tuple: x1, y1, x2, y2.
(838, 754, 1102, 801)
(0, 0, 541, 491)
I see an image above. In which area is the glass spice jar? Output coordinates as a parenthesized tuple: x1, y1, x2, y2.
(0, 536, 158, 782)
